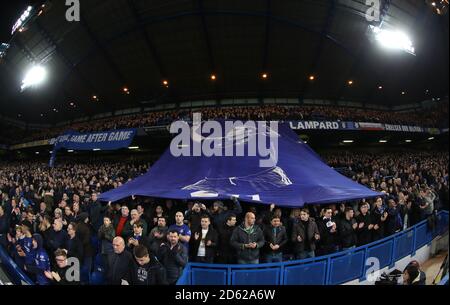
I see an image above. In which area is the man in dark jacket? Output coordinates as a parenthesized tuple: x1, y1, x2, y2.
(148, 216, 168, 255)
(44, 249, 80, 285)
(64, 222, 83, 263)
(371, 197, 388, 241)
(338, 207, 358, 250)
(291, 209, 320, 259)
(317, 207, 339, 256)
(216, 214, 237, 264)
(355, 202, 373, 246)
(75, 213, 95, 277)
(106, 236, 134, 285)
(211, 197, 242, 230)
(88, 193, 103, 232)
(263, 215, 288, 263)
(189, 215, 218, 263)
(385, 199, 403, 236)
(157, 230, 188, 285)
(46, 219, 69, 257)
(127, 221, 152, 252)
(230, 212, 265, 264)
(185, 202, 210, 232)
(132, 245, 167, 285)
(0, 205, 9, 247)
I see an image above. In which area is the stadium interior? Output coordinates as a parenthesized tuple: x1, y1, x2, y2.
(0, 0, 449, 289)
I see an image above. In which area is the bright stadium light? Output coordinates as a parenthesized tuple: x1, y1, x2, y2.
(21, 65, 47, 91)
(370, 26, 415, 55)
(343, 140, 354, 143)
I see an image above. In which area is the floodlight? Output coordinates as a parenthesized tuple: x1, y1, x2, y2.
(370, 26, 415, 55)
(21, 65, 47, 91)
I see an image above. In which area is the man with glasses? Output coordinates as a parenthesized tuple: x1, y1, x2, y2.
(44, 249, 79, 285)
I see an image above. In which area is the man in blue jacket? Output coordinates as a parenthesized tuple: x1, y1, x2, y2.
(24, 234, 51, 285)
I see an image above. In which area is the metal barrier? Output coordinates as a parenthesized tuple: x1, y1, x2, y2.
(0, 211, 447, 285)
(438, 274, 449, 285)
(0, 244, 33, 285)
(177, 210, 449, 285)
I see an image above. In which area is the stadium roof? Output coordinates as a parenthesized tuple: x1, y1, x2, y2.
(0, 0, 449, 124)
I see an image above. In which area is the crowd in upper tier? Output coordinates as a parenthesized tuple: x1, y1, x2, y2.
(0, 151, 448, 285)
(2, 101, 448, 145)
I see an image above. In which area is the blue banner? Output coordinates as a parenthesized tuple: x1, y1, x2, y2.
(49, 129, 137, 167)
(99, 123, 381, 206)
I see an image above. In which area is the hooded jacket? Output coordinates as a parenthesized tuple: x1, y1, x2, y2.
(25, 234, 50, 285)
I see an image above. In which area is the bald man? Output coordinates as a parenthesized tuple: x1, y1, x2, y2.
(230, 212, 265, 264)
(106, 237, 134, 285)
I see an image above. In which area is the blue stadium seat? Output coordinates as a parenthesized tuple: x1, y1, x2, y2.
(90, 236, 100, 255)
(90, 271, 105, 285)
(80, 264, 91, 284)
(94, 254, 104, 269)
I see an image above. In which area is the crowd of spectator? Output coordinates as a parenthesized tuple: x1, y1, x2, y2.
(5, 100, 449, 145)
(0, 151, 448, 285)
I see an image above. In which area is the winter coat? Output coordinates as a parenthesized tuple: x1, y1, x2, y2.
(230, 223, 265, 261)
(189, 226, 218, 261)
(263, 225, 288, 254)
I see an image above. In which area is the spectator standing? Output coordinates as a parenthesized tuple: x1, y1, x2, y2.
(338, 207, 358, 250)
(168, 212, 191, 250)
(131, 245, 167, 285)
(230, 212, 265, 264)
(355, 202, 373, 246)
(316, 207, 338, 256)
(189, 215, 218, 263)
(157, 230, 188, 285)
(148, 216, 168, 255)
(263, 215, 288, 263)
(216, 214, 237, 264)
(291, 209, 320, 259)
(106, 237, 134, 285)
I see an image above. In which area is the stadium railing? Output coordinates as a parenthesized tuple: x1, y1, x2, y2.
(0, 211, 447, 285)
(0, 245, 34, 285)
(438, 274, 449, 285)
(177, 210, 449, 285)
